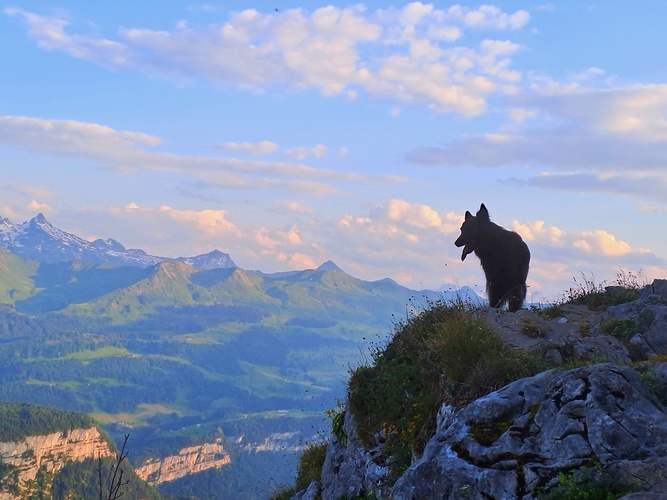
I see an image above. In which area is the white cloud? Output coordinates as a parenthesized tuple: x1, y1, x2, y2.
(0, 115, 160, 159)
(450, 5, 530, 30)
(511, 219, 640, 260)
(573, 230, 632, 257)
(252, 223, 320, 270)
(158, 205, 241, 236)
(51, 200, 667, 301)
(90, 203, 247, 258)
(254, 225, 304, 249)
(112, 203, 241, 237)
(274, 201, 315, 214)
(507, 107, 537, 122)
(406, 85, 667, 203)
(6, 4, 531, 115)
(382, 198, 442, 228)
(311, 144, 327, 158)
(2, 184, 55, 200)
(284, 144, 328, 160)
(217, 141, 278, 155)
(0, 115, 400, 195)
(275, 251, 316, 269)
(27, 199, 54, 214)
(323, 199, 467, 287)
(511, 220, 564, 246)
(255, 227, 280, 250)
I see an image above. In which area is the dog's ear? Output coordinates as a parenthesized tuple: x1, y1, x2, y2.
(477, 204, 489, 221)
(464, 210, 473, 221)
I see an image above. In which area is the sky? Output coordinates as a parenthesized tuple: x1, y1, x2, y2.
(2, 1, 667, 302)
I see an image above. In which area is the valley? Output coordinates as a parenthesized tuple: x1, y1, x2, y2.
(0, 213, 473, 497)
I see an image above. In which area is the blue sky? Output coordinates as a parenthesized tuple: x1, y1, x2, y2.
(2, 2, 667, 301)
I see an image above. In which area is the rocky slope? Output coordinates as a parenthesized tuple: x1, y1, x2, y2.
(0, 427, 113, 498)
(295, 279, 667, 499)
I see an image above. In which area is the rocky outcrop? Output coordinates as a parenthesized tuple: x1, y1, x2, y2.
(0, 427, 113, 499)
(309, 363, 667, 500)
(392, 363, 667, 498)
(317, 406, 388, 500)
(298, 280, 667, 499)
(135, 438, 230, 485)
(597, 279, 667, 358)
(482, 304, 632, 364)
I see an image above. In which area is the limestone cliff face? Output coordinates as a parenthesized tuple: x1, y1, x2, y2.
(246, 431, 303, 452)
(135, 438, 230, 486)
(0, 427, 113, 499)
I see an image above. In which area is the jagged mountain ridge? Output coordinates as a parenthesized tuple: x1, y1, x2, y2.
(0, 213, 481, 319)
(0, 213, 236, 270)
(6, 254, 462, 324)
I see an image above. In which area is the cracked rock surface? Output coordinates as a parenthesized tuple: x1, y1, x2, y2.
(392, 363, 667, 499)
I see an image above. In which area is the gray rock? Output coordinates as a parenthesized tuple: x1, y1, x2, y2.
(318, 406, 389, 499)
(620, 494, 667, 500)
(392, 364, 666, 499)
(589, 280, 667, 359)
(483, 303, 635, 364)
(640, 305, 667, 354)
(642, 279, 667, 298)
(573, 334, 631, 363)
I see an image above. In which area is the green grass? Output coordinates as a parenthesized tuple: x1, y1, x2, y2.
(537, 464, 637, 499)
(270, 441, 327, 500)
(63, 346, 128, 361)
(562, 270, 646, 311)
(598, 317, 637, 343)
(347, 299, 546, 481)
(295, 441, 327, 491)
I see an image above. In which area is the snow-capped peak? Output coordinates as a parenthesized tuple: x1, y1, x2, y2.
(0, 213, 236, 270)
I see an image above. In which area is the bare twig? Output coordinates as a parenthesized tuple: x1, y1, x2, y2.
(99, 434, 130, 500)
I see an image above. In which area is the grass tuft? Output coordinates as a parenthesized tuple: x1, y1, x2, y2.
(347, 299, 546, 481)
(295, 442, 327, 491)
(537, 464, 637, 499)
(563, 270, 646, 311)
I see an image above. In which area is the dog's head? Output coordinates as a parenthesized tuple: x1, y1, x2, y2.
(454, 203, 490, 261)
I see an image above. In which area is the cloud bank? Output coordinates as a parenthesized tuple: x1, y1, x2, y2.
(6, 3, 530, 115)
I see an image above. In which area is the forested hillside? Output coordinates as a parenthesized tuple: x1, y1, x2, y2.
(0, 251, 456, 498)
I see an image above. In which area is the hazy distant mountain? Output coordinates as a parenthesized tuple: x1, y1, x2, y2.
(175, 249, 236, 269)
(0, 214, 479, 311)
(0, 213, 234, 270)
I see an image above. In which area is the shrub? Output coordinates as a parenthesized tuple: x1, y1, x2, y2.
(521, 318, 546, 338)
(347, 300, 545, 481)
(537, 464, 636, 499)
(324, 400, 347, 445)
(269, 486, 297, 500)
(532, 304, 564, 320)
(295, 442, 327, 491)
(639, 367, 667, 405)
(598, 318, 637, 343)
(270, 441, 327, 500)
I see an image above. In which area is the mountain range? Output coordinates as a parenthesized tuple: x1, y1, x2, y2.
(0, 213, 236, 269)
(0, 213, 480, 315)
